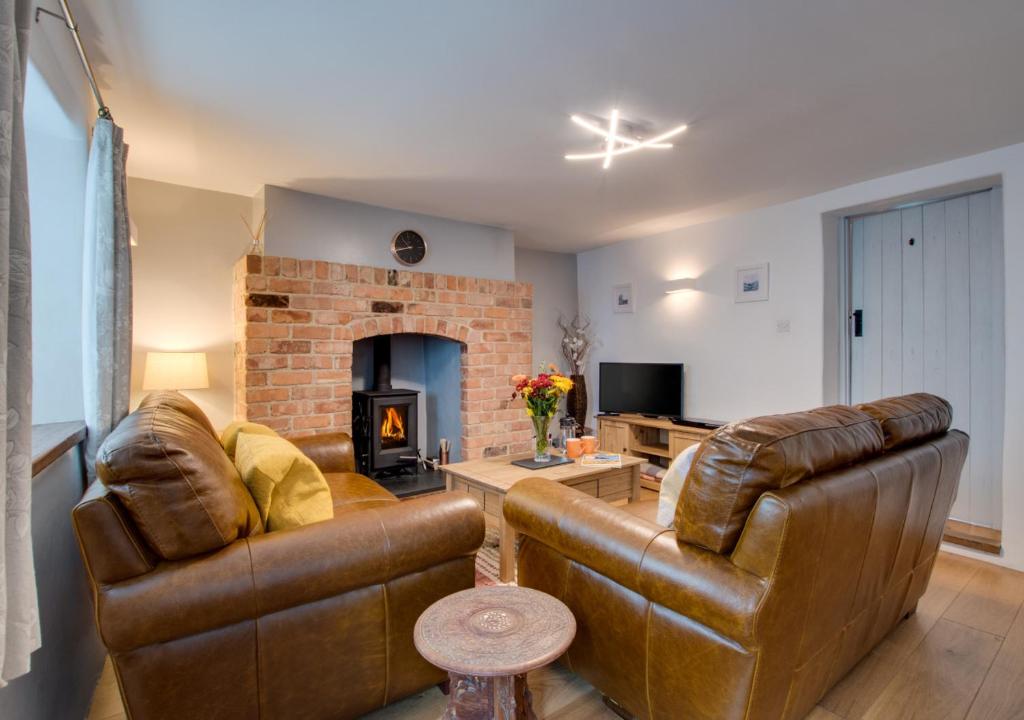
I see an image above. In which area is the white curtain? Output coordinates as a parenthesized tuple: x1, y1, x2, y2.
(0, 0, 40, 686)
(82, 118, 132, 479)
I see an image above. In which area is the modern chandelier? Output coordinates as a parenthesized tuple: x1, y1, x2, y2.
(564, 109, 687, 169)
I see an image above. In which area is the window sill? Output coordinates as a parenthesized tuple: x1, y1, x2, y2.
(32, 421, 87, 477)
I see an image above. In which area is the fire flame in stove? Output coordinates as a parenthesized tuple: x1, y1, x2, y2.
(380, 406, 406, 442)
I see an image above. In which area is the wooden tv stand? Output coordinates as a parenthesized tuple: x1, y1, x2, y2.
(597, 414, 716, 489)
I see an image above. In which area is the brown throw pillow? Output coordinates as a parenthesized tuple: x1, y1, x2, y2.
(97, 392, 263, 560)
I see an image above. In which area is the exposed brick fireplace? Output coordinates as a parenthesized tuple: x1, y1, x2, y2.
(233, 255, 534, 460)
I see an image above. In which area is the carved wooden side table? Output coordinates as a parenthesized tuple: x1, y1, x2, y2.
(414, 586, 576, 720)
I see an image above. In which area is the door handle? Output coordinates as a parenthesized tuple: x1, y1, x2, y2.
(852, 309, 863, 338)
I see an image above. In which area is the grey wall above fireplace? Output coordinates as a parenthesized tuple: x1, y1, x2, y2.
(261, 185, 516, 281)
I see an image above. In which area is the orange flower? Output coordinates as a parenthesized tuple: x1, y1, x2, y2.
(511, 374, 528, 384)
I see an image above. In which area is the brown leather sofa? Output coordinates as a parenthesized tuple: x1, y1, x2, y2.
(73, 391, 484, 720)
(504, 393, 966, 720)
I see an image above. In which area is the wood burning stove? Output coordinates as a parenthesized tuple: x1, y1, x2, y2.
(353, 389, 419, 476)
(352, 336, 419, 476)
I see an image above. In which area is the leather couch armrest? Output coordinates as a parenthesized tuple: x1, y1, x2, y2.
(504, 477, 766, 645)
(98, 492, 484, 652)
(73, 481, 157, 586)
(289, 431, 356, 473)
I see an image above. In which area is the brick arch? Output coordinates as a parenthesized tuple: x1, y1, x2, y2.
(345, 314, 477, 345)
(234, 255, 535, 460)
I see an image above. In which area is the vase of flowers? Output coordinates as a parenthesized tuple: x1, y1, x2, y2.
(511, 365, 574, 462)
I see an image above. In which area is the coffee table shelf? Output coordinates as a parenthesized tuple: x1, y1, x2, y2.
(442, 451, 644, 582)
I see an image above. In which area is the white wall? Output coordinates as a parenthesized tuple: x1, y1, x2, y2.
(263, 186, 516, 280)
(578, 141, 1024, 571)
(26, 19, 93, 424)
(514, 248, 578, 373)
(128, 178, 252, 429)
(579, 205, 822, 423)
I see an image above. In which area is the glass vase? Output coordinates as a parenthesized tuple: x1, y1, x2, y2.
(531, 414, 552, 463)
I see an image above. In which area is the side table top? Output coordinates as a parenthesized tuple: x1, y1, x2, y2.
(414, 586, 576, 677)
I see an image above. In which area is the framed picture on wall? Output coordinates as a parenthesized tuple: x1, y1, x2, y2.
(735, 263, 769, 303)
(612, 282, 634, 313)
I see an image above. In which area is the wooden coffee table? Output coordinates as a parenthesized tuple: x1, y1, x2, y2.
(442, 452, 645, 582)
(414, 586, 576, 719)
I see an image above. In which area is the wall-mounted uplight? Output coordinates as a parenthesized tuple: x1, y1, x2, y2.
(664, 278, 698, 294)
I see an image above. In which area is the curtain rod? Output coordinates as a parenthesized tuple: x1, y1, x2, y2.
(36, 1, 112, 120)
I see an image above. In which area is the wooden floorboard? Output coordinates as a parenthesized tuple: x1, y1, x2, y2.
(87, 552, 1024, 720)
(819, 552, 979, 718)
(943, 560, 1024, 637)
(806, 708, 845, 720)
(965, 602, 1024, 720)
(859, 618, 1002, 719)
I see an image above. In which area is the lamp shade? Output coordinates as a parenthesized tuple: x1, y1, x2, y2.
(142, 352, 209, 391)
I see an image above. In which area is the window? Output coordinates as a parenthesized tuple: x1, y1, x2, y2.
(25, 60, 89, 424)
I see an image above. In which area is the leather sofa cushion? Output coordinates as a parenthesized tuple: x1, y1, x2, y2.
(220, 420, 278, 460)
(234, 433, 334, 531)
(138, 390, 218, 439)
(324, 472, 399, 517)
(856, 393, 952, 450)
(676, 405, 884, 554)
(621, 499, 660, 525)
(97, 392, 263, 560)
(289, 432, 357, 474)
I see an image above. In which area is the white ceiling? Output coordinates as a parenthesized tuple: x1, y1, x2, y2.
(74, 0, 1024, 252)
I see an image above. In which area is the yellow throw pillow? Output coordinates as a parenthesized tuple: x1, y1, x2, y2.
(220, 421, 279, 460)
(233, 432, 334, 532)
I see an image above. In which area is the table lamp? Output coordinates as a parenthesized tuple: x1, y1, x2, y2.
(142, 352, 209, 391)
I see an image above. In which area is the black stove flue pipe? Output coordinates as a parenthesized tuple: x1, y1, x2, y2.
(373, 335, 392, 391)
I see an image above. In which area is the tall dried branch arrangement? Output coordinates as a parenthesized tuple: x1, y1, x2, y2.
(242, 210, 268, 255)
(558, 313, 594, 376)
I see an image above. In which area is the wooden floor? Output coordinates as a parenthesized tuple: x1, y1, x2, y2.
(87, 551, 1024, 720)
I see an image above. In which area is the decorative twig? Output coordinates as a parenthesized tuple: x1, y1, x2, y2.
(241, 210, 267, 254)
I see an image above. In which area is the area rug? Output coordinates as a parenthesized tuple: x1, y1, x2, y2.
(475, 524, 516, 586)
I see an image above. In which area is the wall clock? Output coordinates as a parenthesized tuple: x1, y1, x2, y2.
(391, 230, 427, 266)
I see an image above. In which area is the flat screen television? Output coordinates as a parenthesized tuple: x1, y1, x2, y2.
(598, 362, 684, 418)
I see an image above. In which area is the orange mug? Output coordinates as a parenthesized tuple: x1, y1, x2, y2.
(580, 435, 598, 454)
(565, 438, 582, 459)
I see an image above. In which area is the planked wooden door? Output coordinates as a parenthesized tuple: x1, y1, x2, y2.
(847, 189, 1004, 529)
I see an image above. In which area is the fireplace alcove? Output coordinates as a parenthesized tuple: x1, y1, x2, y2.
(352, 333, 462, 495)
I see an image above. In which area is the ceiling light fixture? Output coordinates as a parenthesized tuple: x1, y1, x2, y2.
(566, 109, 687, 168)
(603, 108, 619, 170)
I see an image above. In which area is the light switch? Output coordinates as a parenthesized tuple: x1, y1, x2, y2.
(776, 319, 791, 333)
